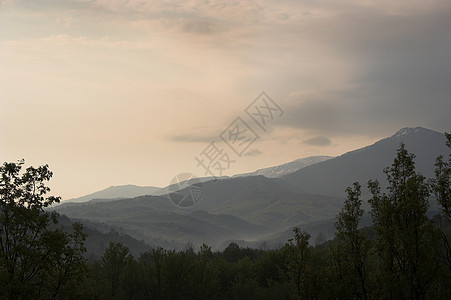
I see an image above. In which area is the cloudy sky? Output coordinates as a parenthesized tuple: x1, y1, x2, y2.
(1, 0, 450, 200)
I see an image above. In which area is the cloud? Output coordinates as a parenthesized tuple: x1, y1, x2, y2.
(3, 3, 451, 138)
(244, 149, 263, 157)
(183, 20, 222, 35)
(270, 1, 451, 138)
(168, 133, 217, 143)
(301, 136, 331, 147)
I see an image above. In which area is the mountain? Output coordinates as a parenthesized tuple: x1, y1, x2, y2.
(57, 214, 151, 261)
(62, 154, 332, 205)
(234, 156, 333, 178)
(62, 176, 225, 204)
(281, 127, 449, 198)
(193, 176, 344, 229)
(54, 175, 345, 248)
(54, 196, 269, 249)
(53, 126, 449, 250)
(64, 184, 164, 203)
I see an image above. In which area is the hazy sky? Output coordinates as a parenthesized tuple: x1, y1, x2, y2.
(1, 0, 450, 200)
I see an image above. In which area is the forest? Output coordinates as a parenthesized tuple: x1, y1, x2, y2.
(1, 133, 451, 299)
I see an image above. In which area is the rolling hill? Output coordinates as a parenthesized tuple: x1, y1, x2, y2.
(53, 126, 450, 250)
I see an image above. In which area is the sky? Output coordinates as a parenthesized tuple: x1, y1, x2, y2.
(1, 0, 450, 200)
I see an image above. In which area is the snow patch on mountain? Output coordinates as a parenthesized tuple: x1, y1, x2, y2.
(234, 156, 333, 178)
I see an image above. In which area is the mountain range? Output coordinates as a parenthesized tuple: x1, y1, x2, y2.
(54, 126, 449, 253)
(63, 156, 331, 204)
(233, 156, 332, 178)
(282, 127, 449, 198)
(64, 176, 223, 203)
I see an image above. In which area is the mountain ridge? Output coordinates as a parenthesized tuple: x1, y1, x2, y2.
(233, 155, 333, 178)
(52, 126, 450, 250)
(281, 126, 448, 197)
(63, 155, 332, 204)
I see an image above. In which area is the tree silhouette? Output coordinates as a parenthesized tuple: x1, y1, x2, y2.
(368, 144, 440, 299)
(0, 160, 87, 299)
(335, 182, 370, 299)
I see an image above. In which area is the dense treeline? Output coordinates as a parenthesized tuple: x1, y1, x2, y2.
(79, 225, 450, 299)
(1, 133, 451, 299)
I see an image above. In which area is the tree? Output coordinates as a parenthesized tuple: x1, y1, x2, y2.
(285, 227, 311, 300)
(0, 160, 87, 299)
(139, 248, 162, 300)
(161, 249, 193, 299)
(430, 132, 451, 273)
(190, 244, 220, 299)
(223, 242, 241, 263)
(368, 143, 440, 299)
(314, 232, 326, 248)
(334, 182, 370, 300)
(431, 133, 451, 219)
(99, 242, 134, 299)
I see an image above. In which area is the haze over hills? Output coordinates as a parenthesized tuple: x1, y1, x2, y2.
(53, 126, 449, 251)
(63, 176, 225, 204)
(54, 195, 269, 249)
(192, 176, 344, 229)
(65, 184, 164, 203)
(54, 176, 345, 249)
(57, 215, 150, 260)
(63, 156, 331, 204)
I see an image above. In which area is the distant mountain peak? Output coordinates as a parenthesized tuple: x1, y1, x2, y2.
(282, 126, 448, 198)
(233, 155, 333, 178)
(392, 126, 433, 138)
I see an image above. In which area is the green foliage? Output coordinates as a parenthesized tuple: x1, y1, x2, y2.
(333, 182, 371, 299)
(285, 227, 311, 299)
(4, 133, 451, 299)
(336, 183, 364, 240)
(0, 160, 87, 299)
(430, 133, 451, 274)
(368, 143, 441, 299)
(100, 242, 134, 299)
(430, 134, 451, 218)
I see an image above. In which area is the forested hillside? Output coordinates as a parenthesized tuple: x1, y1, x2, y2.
(2, 133, 451, 299)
